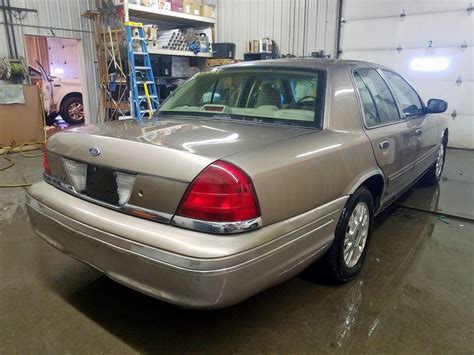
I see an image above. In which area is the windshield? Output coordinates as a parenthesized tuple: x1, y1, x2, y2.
(158, 68, 326, 128)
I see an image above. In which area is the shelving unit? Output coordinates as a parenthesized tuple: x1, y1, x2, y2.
(126, 3, 215, 25)
(148, 48, 212, 57)
(87, 0, 216, 121)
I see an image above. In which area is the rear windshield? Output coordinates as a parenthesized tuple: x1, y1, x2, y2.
(157, 69, 326, 128)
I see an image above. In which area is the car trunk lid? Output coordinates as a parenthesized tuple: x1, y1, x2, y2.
(45, 117, 312, 221)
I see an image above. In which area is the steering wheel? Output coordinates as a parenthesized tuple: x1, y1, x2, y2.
(291, 96, 316, 109)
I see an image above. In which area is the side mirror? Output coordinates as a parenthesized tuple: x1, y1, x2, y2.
(426, 99, 448, 114)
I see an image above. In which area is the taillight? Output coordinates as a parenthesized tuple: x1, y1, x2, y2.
(43, 145, 51, 176)
(176, 160, 260, 222)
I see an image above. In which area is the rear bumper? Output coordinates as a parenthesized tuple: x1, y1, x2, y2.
(26, 182, 345, 309)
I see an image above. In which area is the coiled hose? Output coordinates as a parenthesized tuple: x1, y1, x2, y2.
(0, 142, 45, 187)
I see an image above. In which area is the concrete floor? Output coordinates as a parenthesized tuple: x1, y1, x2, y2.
(1, 149, 473, 353)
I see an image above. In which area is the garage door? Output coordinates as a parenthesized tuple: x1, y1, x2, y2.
(340, 0, 474, 149)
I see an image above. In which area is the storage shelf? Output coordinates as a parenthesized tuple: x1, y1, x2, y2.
(125, 4, 216, 25)
(148, 48, 212, 57)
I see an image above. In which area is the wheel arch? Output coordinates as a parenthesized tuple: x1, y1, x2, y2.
(348, 171, 385, 212)
(442, 127, 449, 145)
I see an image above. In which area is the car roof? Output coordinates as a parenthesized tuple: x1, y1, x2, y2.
(219, 58, 382, 71)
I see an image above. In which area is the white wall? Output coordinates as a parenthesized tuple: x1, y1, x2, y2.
(340, 0, 474, 149)
(216, 0, 340, 59)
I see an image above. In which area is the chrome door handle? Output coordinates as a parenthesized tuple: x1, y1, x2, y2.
(379, 141, 390, 149)
(415, 129, 423, 136)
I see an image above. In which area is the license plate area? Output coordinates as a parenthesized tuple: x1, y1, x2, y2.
(84, 165, 120, 206)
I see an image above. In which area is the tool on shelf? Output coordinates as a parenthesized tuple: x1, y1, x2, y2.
(124, 21, 160, 126)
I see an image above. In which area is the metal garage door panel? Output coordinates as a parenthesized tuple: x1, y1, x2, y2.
(341, 48, 474, 81)
(414, 81, 473, 116)
(341, 13, 472, 51)
(340, 18, 400, 51)
(342, 0, 467, 21)
(447, 115, 474, 149)
(397, 12, 473, 48)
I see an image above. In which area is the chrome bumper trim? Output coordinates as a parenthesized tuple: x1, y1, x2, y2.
(171, 215, 262, 234)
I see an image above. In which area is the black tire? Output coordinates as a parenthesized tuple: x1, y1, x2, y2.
(60, 95, 84, 124)
(321, 186, 374, 283)
(420, 142, 446, 185)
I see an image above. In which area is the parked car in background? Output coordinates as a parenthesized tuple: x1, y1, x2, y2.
(28, 61, 84, 124)
(27, 59, 448, 309)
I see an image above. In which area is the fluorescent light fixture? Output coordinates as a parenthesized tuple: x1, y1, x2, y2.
(410, 57, 449, 72)
(54, 67, 64, 75)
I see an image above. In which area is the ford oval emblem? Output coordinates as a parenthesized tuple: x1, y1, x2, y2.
(88, 147, 101, 157)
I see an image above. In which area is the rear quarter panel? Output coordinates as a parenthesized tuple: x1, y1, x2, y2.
(227, 66, 381, 225)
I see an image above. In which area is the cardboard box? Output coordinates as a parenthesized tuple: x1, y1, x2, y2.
(201, 4, 215, 18)
(171, 0, 182, 12)
(192, 3, 201, 16)
(160, 0, 171, 10)
(183, 1, 193, 13)
(204, 59, 236, 69)
(0, 85, 45, 148)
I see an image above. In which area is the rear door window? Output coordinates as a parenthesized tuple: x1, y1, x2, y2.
(354, 69, 401, 127)
(382, 70, 424, 118)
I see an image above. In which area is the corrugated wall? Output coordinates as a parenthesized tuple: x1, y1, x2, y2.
(216, 0, 340, 59)
(0, 0, 100, 123)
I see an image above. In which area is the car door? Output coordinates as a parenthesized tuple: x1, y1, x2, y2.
(353, 68, 417, 202)
(380, 70, 439, 178)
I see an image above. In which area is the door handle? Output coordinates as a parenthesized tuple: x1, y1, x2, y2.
(379, 141, 390, 149)
(415, 129, 423, 136)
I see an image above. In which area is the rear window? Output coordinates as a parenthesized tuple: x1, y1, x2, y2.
(158, 69, 326, 128)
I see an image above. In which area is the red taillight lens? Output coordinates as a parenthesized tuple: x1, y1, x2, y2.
(176, 161, 260, 222)
(43, 145, 51, 176)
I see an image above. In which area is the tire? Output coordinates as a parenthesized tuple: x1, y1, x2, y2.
(420, 142, 446, 185)
(60, 95, 84, 124)
(321, 186, 374, 283)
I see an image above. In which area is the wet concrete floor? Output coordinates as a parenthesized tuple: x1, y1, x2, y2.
(0, 149, 473, 353)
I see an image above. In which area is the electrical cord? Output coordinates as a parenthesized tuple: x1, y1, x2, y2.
(0, 142, 45, 187)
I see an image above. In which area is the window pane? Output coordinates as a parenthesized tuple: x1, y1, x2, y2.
(382, 70, 424, 118)
(354, 72, 380, 127)
(354, 69, 400, 125)
(159, 70, 325, 128)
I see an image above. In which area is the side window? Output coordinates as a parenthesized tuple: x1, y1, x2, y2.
(382, 70, 424, 118)
(353, 72, 379, 127)
(354, 69, 400, 126)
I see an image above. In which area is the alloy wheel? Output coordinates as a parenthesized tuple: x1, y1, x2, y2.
(343, 202, 370, 268)
(435, 144, 445, 178)
(68, 102, 84, 122)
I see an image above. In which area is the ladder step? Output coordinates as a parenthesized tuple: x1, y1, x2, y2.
(125, 25, 159, 125)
